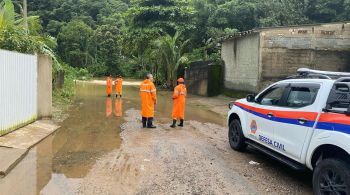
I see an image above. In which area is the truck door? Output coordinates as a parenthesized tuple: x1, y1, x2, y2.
(273, 83, 320, 160)
(245, 84, 288, 149)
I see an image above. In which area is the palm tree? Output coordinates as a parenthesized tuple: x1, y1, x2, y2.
(0, 0, 59, 65)
(0, 0, 37, 32)
(154, 31, 189, 88)
(0, 0, 15, 29)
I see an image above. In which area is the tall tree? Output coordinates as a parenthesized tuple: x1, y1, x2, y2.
(257, 0, 309, 26)
(306, 0, 347, 23)
(57, 20, 95, 68)
(121, 0, 194, 74)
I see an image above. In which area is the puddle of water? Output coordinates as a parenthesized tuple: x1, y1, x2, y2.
(0, 81, 226, 194)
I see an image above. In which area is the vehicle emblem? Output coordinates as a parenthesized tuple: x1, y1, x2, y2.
(250, 120, 258, 134)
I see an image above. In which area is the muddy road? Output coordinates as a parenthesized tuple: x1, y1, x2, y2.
(0, 82, 313, 194)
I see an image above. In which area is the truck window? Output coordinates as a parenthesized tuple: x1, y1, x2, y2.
(286, 86, 319, 108)
(257, 86, 285, 106)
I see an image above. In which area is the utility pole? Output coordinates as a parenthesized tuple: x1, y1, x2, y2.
(23, 0, 28, 31)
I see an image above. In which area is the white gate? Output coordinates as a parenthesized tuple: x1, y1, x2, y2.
(0, 49, 38, 136)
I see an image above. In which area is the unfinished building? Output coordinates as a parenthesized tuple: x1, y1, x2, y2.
(221, 22, 350, 92)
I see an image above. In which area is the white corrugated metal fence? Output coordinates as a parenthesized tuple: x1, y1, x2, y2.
(0, 49, 37, 136)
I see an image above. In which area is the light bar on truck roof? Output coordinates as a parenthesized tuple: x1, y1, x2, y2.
(297, 68, 350, 77)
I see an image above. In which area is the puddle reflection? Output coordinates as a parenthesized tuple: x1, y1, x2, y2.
(105, 98, 112, 117)
(115, 99, 123, 117)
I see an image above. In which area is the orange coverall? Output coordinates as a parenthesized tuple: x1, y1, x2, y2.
(115, 78, 123, 95)
(172, 84, 187, 120)
(106, 77, 113, 95)
(140, 79, 157, 118)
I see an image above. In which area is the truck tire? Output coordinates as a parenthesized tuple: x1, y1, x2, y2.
(228, 119, 247, 151)
(313, 158, 350, 195)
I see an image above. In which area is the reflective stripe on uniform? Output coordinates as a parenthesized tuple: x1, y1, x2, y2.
(175, 90, 185, 95)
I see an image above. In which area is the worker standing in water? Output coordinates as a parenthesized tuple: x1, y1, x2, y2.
(115, 75, 123, 98)
(140, 74, 157, 128)
(106, 75, 113, 97)
(170, 78, 187, 128)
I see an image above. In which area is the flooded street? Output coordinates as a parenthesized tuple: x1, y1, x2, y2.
(0, 82, 313, 195)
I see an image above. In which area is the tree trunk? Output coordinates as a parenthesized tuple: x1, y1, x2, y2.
(23, 0, 28, 31)
(204, 48, 208, 61)
(85, 52, 88, 67)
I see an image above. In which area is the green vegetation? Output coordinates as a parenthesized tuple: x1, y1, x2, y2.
(0, 0, 91, 106)
(0, 0, 55, 55)
(1, 0, 350, 91)
(153, 31, 189, 88)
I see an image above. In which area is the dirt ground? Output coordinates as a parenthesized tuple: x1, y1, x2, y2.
(76, 109, 313, 195)
(0, 81, 313, 194)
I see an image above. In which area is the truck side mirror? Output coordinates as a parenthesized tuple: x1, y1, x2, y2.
(228, 101, 234, 109)
(346, 105, 350, 116)
(246, 94, 256, 103)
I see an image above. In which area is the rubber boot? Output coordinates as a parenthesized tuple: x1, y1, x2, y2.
(178, 119, 184, 127)
(170, 120, 177, 128)
(142, 117, 147, 128)
(116, 94, 118, 98)
(147, 118, 156, 128)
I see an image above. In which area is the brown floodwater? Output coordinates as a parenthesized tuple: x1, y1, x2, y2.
(0, 81, 225, 195)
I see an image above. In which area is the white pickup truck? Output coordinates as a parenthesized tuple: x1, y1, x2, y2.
(228, 69, 350, 195)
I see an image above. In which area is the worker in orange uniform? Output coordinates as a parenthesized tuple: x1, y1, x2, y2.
(170, 78, 187, 128)
(106, 75, 113, 97)
(115, 75, 123, 98)
(140, 73, 157, 128)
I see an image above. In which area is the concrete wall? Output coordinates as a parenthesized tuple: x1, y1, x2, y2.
(185, 61, 209, 96)
(259, 23, 350, 89)
(221, 33, 260, 92)
(37, 55, 53, 119)
(186, 79, 208, 96)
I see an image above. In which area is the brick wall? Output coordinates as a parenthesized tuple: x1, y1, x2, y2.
(259, 23, 350, 90)
(221, 22, 350, 92)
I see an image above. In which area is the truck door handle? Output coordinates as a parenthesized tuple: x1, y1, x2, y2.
(267, 113, 274, 118)
(298, 118, 308, 124)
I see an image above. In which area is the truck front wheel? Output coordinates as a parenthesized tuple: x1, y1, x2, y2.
(313, 158, 350, 195)
(228, 119, 247, 151)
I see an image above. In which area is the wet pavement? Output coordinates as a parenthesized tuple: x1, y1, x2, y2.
(0, 82, 225, 194)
